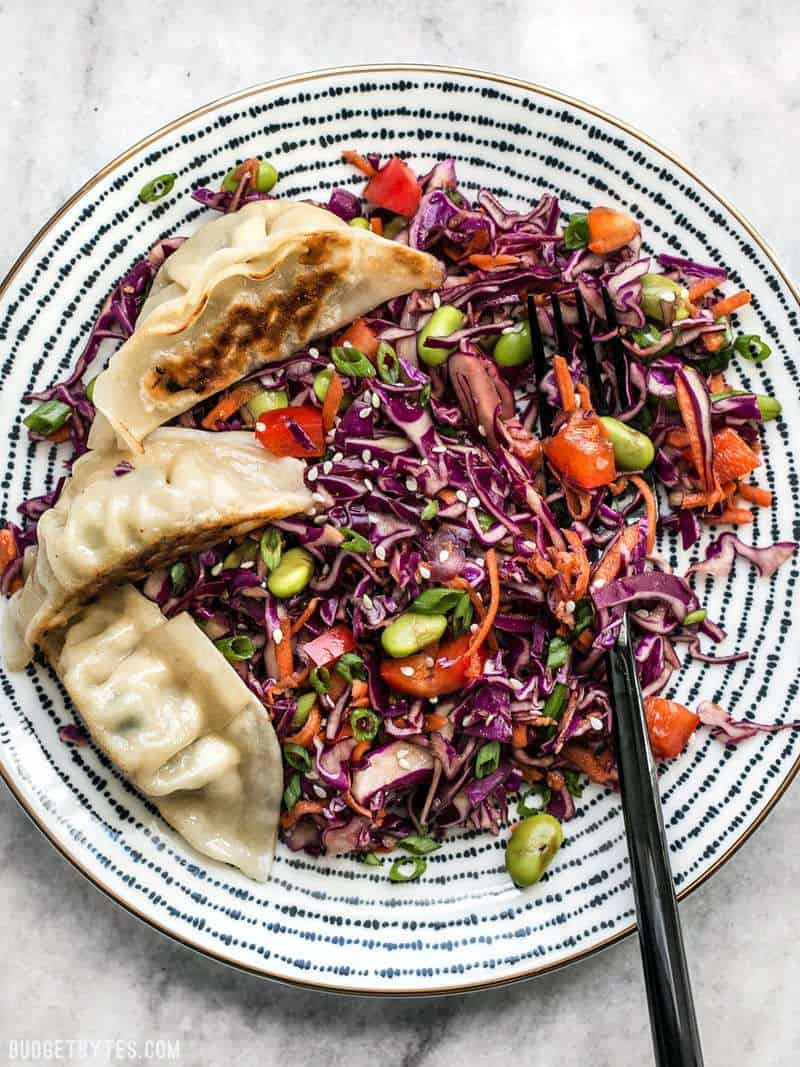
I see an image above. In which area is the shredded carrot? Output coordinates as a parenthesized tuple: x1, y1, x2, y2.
(591, 523, 641, 588)
(561, 742, 614, 784)
(687, 277, 721, 303)
(629, 474, 657, 553)
(708, 373, 727, 393)
(607, 476, 630, 497)
(437, 488, 458, 506)
(737, 483, 772, 507)
(702, 330, 727, 353)
(46, 424, 72, 443)
(576, 382, 593, 411)
(463, 549, 499, 661)
(520, 766, 546, 784)
(423, 713, 450, 733)
(704, 507, 753, 525)
(274, 619, 294, 681)
(711, 290, 752, 320)
(564, 486, 592, 520)
(267, 665, 311, 701)
(369, 216, 383, 236)
(0, 529, 17, 573)
(467, 254, 520, 270)
(674, 371, 719, 497)
(562, 528, 591, 600)
(350, 679, 369, 705)
(553, 354, 576, 412)
(665, 428, 690, 448)
(446, 575, 487, 621)
(344, 790, 373, 819)
(575, 629, 594, 652)
(289, 597, 320, 638)
(201, 383, 260, 429)
(284, 702, 321, 748)
(512, 722, 529, 749)
(352, 740, 371, 762)
(280, 799, 326, 830)
(321, 369, 344, 432)
(342, 149, 376, 177)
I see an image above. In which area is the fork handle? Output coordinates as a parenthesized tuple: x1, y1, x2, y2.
(608, 615, 704, 1067)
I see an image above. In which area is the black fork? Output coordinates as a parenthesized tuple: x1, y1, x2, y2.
(526, 288, 704, 1067)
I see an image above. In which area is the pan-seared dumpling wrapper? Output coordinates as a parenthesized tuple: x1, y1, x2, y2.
(91, 199, 444, 450)
(3, 428, 312, 669)
(45, 585, 282, 881)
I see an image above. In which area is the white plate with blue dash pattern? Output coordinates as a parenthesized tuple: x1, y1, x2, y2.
(1, 65, 798, 995)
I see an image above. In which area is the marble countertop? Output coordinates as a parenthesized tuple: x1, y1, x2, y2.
(1, 2, 797, 1064)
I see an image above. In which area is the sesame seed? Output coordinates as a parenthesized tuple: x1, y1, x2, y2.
(592, 578, 606, 590)
(522, 539, 536, 553)
(359, 407, 371, 419)
(400, 667, 414, 677)
(313, 784, 327, 799)
(308, 347, 319, 357)
(456, 489, 468, 503)
(371, 393, 380, 409)
(397, 748, 409, 759)
(322, 461, 333, 475)
(255, 422, 265, 433)
(326, 361, 335, 372)
(362, 594, 374, 610)
(469, 623, 479, 633)
(362, 449, 372, 463)
(312, 492, 326, 505)
(372, 460, 380, 469)
(397, 756, 411, 770)
(210, 563, 223, 576)
(333, 451, 344, 462)
(509, 678, 523, 692)
(313, 514, 327, 525)
(240, 561, 254, 570)
(364, 478, 374, 491)
(590, 716, 603, 731)
(406, 476, 418, 492)
(467, 496, 480, 509)
(362, 389, 372, 405)
(272, 627, 284, 645)
(375, 544, 387, 560)
(425, 657, 435, 668)
(307, 467, 319, 482)
(439, 549, 450, 563)
(432, 291, 441, 309)
(478, 424, 487, 437)
(432, 445, 447, 454)
(343, 339, 353, 348)
(418, 564, 432, 579)
(429, 696, 439, 705)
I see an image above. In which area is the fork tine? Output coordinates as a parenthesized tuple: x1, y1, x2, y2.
(526, 293, 553, 437)
(573, 288, 608, 416)
(601, 288, 631, 410)
(549, 292, 570, 357)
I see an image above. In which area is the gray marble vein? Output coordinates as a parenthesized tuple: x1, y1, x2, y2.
(1, 1, 798, 1064)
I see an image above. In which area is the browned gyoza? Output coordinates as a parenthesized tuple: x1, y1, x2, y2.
(90, 200, 444, 450)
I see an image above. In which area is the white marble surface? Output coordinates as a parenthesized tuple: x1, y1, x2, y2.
(1, 1, 798, 1064)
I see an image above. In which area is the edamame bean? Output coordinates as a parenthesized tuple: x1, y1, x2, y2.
(599, 416, 655, 471)
(493, 322, 532, 367)
(505, 813, 564, 887)
(381, 611, 447, 658)
(417, 305, 465, 366)
(267, 547, 314, 598)
(248, 390, 288, 418)
(349, 217, 370, 229)
(313, 369, 333, 403)
(640, 274, 691, 324)
(223, 159, 278, 193)
(291, 692, 317, 731)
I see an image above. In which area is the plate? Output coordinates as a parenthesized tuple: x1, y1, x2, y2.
(1, 65, 798, 995)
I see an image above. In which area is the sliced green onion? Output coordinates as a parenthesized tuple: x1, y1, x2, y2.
(331, 345, 376, 379)
(420, 500, 439, 522)
(563, 212, 589, 250)
(376, 341, 400, 384)
(169, 561, 190, 595)
(569, 599, 594, 641)
(361, 852, 384, 866)
(336, 652, 368, 683)
(683, 609, 707, 626)
(283, 743, 312, 772)
(350, 707, 380, 742)
(388, 856, 427, 883)
(733, 334, 771, 363)
(138, 173, 177, 203)
(399, 835, 441, 856)
(411, 588, 464, 614)
(291, 692, 316, 731)
(542, 682, 568, 720)
(564, 770, 584, 798)
(283, 772, 302, 810)
(309, 666, 331, 696)
(214, 635, 255, 662)
(475, 740, 501, 780)
(349, 217, 370, 230)
(631, 323, 663, 349)
(477, 511, 495, 532)
(546, 637, 570, 669)
(259, 528, 283, 571)
(419, 383, 432, 407)
(517, 786, 551, 817)
(339, 527, 371, 554)
(23, 399, 72, 436)
(248, 389, 288, 418)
